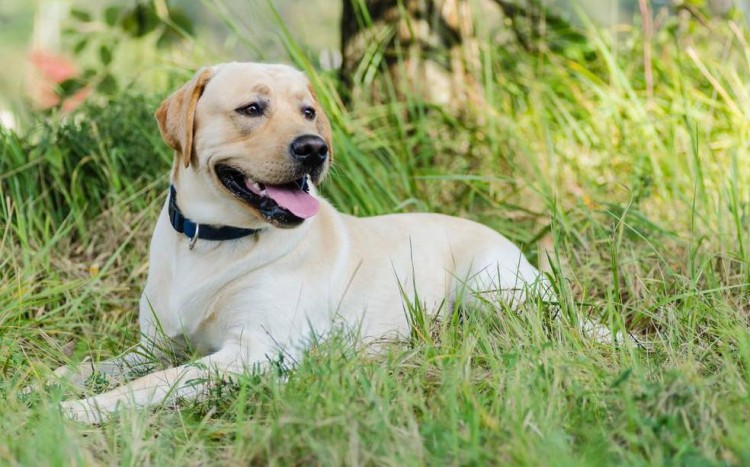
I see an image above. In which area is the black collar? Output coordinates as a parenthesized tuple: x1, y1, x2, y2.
(168, 185, 260, 247)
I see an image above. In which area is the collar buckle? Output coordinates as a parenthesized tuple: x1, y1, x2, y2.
(188, 223, 200, 250)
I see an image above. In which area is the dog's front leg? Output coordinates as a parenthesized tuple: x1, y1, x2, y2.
(59, 346, 244, 424)
(23, 349, 153, 398)
(51, 349, 156, 391)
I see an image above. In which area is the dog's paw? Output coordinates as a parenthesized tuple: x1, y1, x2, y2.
(60, 399, 109, 425)
(21, 380, 59, 402)
(21, 383, 38, 397)
(579, 320, 650, 349)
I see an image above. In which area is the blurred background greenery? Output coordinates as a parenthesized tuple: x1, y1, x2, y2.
(1, 0, 745, 127)
(0, 0, 345, 124)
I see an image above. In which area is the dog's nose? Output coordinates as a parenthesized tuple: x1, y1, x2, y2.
(290, 135, 328, 166)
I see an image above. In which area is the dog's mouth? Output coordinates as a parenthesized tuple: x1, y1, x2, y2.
(215, 164, 319, 227)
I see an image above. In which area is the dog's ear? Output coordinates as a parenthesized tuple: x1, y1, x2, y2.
(155, 67, 214, 168)
(308, 83, 333, 165)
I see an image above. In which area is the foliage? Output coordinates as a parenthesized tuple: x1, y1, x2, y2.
(59, 2, 194, 101)
(1, 93, 168, 242)
(2, 3, 750, 465)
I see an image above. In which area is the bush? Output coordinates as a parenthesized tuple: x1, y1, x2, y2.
(1, 92, 169, 241)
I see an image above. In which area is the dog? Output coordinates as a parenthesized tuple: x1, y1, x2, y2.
(54, 62, 550, 423)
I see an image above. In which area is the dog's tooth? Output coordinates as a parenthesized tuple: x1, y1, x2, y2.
(253, 183, 261, 191)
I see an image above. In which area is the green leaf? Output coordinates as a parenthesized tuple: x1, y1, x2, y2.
(58, 78, 85, 98)
(73, 38, 88, 55)
(104, 6, 121, 27)
(99, 45, 113, 66)
(121, 3, 159, 38)
(70, 8, 91, 22)
(97, 74, 117, 95)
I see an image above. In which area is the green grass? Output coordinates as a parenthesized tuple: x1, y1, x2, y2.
(2, 9, 750, 466)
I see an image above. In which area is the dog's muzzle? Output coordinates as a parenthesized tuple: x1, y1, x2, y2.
(215, 164, 318, 228)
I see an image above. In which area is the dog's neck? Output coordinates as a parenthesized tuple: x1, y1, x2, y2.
(168, 185, 261, 247)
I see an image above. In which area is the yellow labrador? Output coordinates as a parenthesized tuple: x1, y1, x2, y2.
(57, 62, 548, 423)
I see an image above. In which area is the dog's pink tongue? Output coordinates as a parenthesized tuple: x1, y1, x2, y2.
(265, 184, 319, 218)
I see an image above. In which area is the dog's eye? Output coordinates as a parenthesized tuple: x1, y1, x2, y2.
(236, 102, 265, 117)
(302, 107, 316, 120)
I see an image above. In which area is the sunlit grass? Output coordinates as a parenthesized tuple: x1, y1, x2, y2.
(1, 6, 750, 465)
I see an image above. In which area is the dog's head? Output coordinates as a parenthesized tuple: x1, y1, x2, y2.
(155, 62, 333, 229)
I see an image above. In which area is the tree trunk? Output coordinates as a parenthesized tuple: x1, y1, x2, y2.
(340, 0, 481, 111)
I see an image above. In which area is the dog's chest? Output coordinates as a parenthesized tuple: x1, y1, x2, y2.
(142, 241, 252, 341)
(144, 242, 316, 350)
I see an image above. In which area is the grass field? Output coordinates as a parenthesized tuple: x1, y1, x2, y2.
(2, 8, 750, 466)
